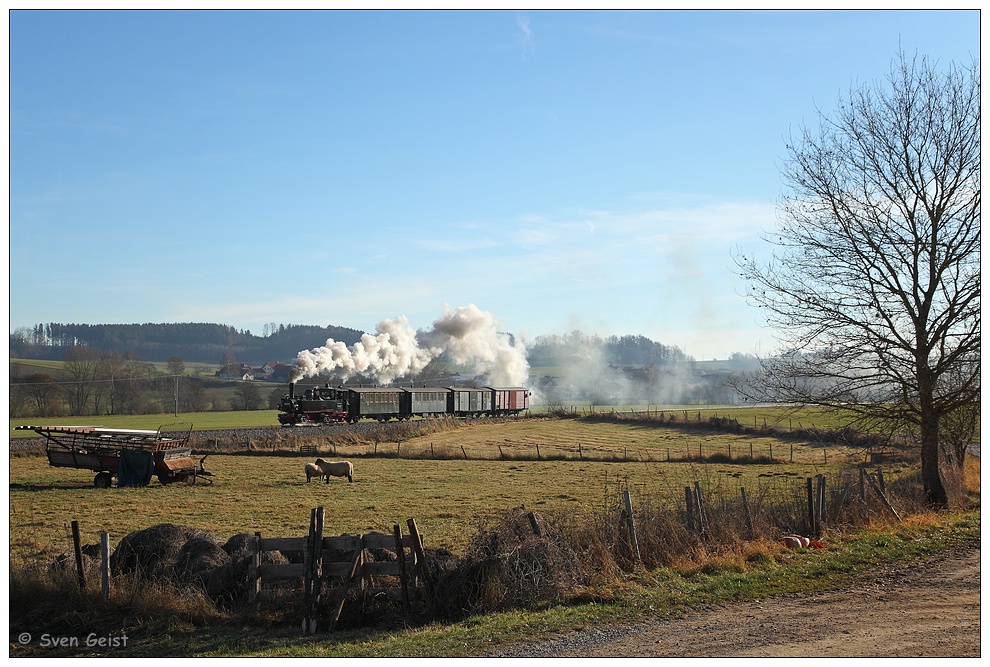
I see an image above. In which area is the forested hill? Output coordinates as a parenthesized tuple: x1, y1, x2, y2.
(9, 323, 366, 364)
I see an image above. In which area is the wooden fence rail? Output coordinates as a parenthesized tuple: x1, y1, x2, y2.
(247, 508, 431, 633)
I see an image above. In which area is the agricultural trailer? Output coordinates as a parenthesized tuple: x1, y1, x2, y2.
(14, 424, 211, 488)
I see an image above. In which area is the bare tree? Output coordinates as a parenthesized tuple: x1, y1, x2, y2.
(735, 52, 980, 508)
(180, 378, 210, 412)
(220, 350, 240, 378)
(233, 382, 263, 411)
(63, 346, 102, 415)
(23, 373, 62, 417)
(167, 355, 186, 376)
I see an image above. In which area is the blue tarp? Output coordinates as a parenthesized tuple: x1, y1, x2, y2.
(118, 449, 155, 487)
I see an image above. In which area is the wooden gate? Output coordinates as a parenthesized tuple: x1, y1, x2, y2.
(247, 507, 434, 633)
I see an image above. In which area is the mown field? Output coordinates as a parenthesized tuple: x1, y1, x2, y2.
(10, 415, 887, 563)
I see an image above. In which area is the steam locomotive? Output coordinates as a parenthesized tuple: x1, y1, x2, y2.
(278, 382, 531, 426)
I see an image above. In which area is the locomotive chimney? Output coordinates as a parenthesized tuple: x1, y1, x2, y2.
(289, 382, 295, 399)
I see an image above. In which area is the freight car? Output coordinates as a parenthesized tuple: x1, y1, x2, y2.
(278, 383, 530, 425)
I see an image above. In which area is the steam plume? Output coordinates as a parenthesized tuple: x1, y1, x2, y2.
(291, 304, 529, 386)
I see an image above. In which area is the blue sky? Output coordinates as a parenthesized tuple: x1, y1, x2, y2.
(8, 9, 980, 361)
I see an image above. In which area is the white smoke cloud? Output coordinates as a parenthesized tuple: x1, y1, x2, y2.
(291, 304, 529, 386)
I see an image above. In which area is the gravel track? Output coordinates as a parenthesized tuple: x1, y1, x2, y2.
(486, 542, 981, 658)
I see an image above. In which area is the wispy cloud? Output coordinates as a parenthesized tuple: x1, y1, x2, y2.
(516, 14, 535, 59)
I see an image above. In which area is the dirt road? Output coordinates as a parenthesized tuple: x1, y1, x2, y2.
(497, 544, 981, 658)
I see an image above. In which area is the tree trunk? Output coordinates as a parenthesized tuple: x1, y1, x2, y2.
(920, 431, 947, 509)
(919, 393, 949, 509)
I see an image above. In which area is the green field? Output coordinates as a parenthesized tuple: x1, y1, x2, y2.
(9, 410, 282, 436)
(8, 402, 866, 439)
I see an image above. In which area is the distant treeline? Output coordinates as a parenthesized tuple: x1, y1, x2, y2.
(9, 322, 365, 364)
(11, 324, 700, 370)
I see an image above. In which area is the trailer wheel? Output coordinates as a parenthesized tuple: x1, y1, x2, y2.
(94, 472, 113, 488)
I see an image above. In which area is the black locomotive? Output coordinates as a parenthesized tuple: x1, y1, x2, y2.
(278, 382, 530, 425)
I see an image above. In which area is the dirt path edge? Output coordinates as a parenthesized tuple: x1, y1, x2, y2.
(488, 541, 981, 658)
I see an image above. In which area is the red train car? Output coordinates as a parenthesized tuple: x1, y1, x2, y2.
(489, 387, 530, 415)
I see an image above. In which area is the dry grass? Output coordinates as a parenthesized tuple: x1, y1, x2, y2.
(179, 412, 881, 465)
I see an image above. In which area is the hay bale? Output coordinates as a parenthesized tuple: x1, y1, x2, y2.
(221, 533, 257, 560)
(175, 538, 231, 581)
(110, 524, 219, 580)
(424, 547, 458, 579)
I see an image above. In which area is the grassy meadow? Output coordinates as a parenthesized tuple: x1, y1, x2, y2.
(8, 401, 874, 440)
(10, 410, 281, 437)
(12, 414, 896, 563)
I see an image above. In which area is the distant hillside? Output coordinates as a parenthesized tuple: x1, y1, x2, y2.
(9, 322, 365, 364)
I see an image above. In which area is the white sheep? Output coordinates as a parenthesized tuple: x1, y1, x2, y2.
(315, 458, 353, 483)
(304, 462, 324, 483)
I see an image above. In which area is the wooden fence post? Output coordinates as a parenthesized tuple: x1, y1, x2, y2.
(248, 531, 262, 603)
(304, 506, 324, 634)
(684, 486, 695, 533)
(806, 477, 816, 536)
(622, 491, 641, 565)
(393, 524, 411, 611)
(71, 520, 85, 589)
(694, 482, 708, 535)
(527, 512, 543, 538)
(100, 531, 110, 601)
(303, 509, 316, 633)
(815, 475, 826, 538)
(406, 519, 434, 593)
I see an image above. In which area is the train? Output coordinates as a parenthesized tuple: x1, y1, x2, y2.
(278, 382, 531, 426)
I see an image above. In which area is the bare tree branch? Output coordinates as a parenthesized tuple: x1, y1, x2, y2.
(733, 51, 980, 508)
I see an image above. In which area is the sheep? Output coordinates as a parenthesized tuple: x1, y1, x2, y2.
(315, 458, 353, 483)
(304, 462, 324, 483)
